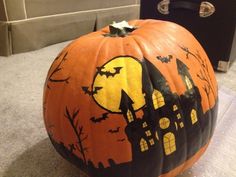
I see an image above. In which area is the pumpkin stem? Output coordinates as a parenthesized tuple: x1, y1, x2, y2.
(105, 21, 137, 37)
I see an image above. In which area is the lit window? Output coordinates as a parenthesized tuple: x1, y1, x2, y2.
(140, 138, 149, 152)
(155, 131, 159, 140)
(173, 105, 178, 111)
(191, 109, 198, 124)
(163, 132, 176, 155)
(127, 109, 134, 123)
(185, 76, 193, 90)
(159, 117, 170, 129)
(152, 90, 165, 110)
(177, 113, 181, 119)
(145, 130, 152, 137)
(175, 122, 178, 130)
(180, 122, 184, 128)
(149, 139, 155, 146)
(143, 122, 147, 128)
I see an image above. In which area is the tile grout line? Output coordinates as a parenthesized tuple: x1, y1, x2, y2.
(216, 96, 236, 126)
(22, 0, 28, 19)
(3, 0, 8, 21)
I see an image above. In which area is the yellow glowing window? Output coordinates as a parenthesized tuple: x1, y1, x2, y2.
(173, 105, 178, 111)
(191, 109, 198, 124)
(143, 122, 148, 128)
(145, 130, 152, 137)
(127, 109, 134, 123)
(163, 132, 176, 155)
(185, 76, 193, 90)
(149, 139, 155, 146)
(152, 90, 165, 110)
(175, 122, 178, 130)
(159, 117, 170, 129)
(140, 138, 149, 152)
(180, 122, 184, 128)
(155, 131, 159, 140)
(177, 113, 181, 119)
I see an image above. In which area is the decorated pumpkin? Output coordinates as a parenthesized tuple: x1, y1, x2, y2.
(43, 20, 218, 177)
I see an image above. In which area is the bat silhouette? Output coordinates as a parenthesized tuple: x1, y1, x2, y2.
(90, 113, 109, 123)
(157, 55, 173, 63)
(82, 86, 103, 96)
(108, 127, 120, 134)
(97, 66, 122, 78)
(117, 138, 126, 142)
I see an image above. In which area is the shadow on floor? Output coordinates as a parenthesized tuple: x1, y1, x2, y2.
(2, 137, 198, 177)
(2, 138, 87, 177)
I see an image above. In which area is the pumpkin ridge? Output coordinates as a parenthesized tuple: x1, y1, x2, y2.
(86, 37, 110, 164)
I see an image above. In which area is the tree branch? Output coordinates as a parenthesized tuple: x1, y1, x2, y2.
(179, 45, 197, 59)
(47, 51, 70, 88)
(81, 135, 88, 142)
(180, 45, 216, 99)
(64, 107, 88, 164)
(75, 144, 82, 153)
(78, 126, 83, 136)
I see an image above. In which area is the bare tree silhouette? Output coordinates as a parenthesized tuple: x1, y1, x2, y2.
(179, 45, 197, 59)
(47, 51, 70, 89)
(64, 107, 88, 164)
(179, 45, 217, 99)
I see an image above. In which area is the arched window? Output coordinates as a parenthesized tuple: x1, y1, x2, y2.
(152, 90, 165, 110)
(163, 132, 176, 155)
(191, 109, 198, 124)
(175, 122, 178, 130)
(140, 138, 149, 152)
(127, 109, 134, 123)
(185, 76, 193, 90)
(155, 131, 159, 140)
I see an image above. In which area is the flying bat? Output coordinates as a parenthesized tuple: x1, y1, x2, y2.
(82, 86, 102, 96)
(108, 127, 120, 134)
(96, 66, 123, 78)
(90, 113, 109, 123)
(157, 55, 173, 63)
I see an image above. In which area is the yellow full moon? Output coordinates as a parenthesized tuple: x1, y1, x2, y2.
(93, 56, 145, 113)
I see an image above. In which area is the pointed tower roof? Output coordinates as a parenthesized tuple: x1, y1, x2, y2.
(176, 59, 190, 76)
(176, 58, 196, 91)
(142, 58, 171, 93)
(119, 89, 134, 111)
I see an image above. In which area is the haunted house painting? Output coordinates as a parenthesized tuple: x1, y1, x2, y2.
(47, 56, 217, 177)
(116, 58, 208, 176)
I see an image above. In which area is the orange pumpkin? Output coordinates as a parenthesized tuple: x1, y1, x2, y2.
(43, 20, 218, 177)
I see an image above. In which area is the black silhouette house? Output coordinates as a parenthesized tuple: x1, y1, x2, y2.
(118, 58, 206, 175)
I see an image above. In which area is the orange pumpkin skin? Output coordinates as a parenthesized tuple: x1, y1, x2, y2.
(43, 20, 218, 177)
